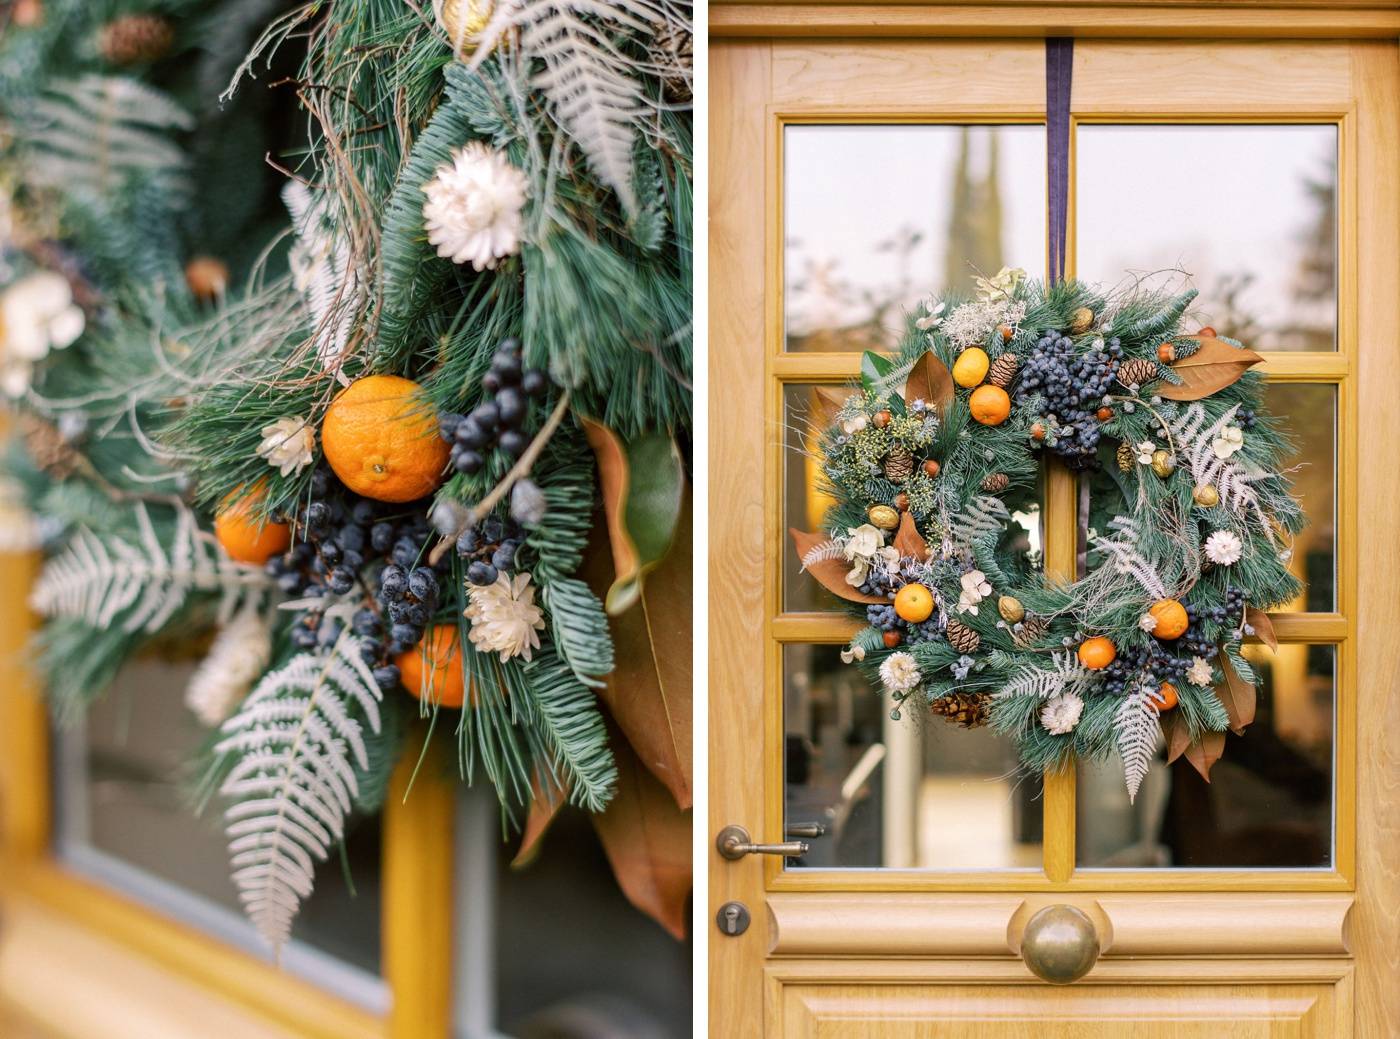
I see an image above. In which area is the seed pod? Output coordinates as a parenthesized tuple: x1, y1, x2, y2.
(987, 352, 1019, 388)
(1117, 358, 1160, 389)
(980, 472, 1010, 493)
(998, 595, 1025, 623)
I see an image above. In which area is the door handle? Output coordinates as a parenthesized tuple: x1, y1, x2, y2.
(1019, 905, 1100, 984)
(716, 824, 809, 860)
(785, 821, 827, 839)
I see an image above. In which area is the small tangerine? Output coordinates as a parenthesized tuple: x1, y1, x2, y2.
(322, 375, 450, 503)
(1151, 682, 1179, 712)
(1077, 636, 1116, 670)
(894, 583, 935, 623)
(214, 485, 291, 565)
(1096, 406, 1113, 421)
(396, 624, 470, 708)
(1148, 598, 1189, 640)
(968, 384, 1011, 426)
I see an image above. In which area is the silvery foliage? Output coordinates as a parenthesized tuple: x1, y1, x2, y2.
(1170, 402, 1273, 537)
(283, 181, 358, 376)
(996, 651, 1093, 704)
(1115, 681, 1162, 803)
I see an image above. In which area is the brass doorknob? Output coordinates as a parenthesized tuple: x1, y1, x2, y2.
(715, 824, 809, 860)
(1019, 905, 1100, 984)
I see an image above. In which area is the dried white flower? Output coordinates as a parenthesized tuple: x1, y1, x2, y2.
(0, 271, 84, 396)
(1138, 612, 1159, 633)
(841, 413, 868, 435)
(973, 266, 1026, 303)
(1204, 529, 1243, 566)
(957, 569, 992, 614)
(185, 608, 272, 726)
(1135, 440, 1157, 465)
(842, 523, 896, 586)
(1211, 425, 1245, 460)
(423, 142, 528, 271)
(914, 298, 945, 330)
(465, 571, 546, 662)
(951, 654, 975, 680)
(257, 417, 316, 477)
(879, 651, 921, 694)
(1186, 656, 1214, 687)
(1040, 692, 1084, 735)
(840, 643, 866, 664)
(510, 478, 547, 526)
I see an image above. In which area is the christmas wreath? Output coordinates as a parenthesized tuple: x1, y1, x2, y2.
(2, 0, 691, 947)
(792, 268, 1303, 799)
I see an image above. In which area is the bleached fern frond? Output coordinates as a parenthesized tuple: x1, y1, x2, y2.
(1170, 403, 1273, 536)
(996, 651, 1093, 702)
(283, 182, 358, 375)
(471, 0, 688, 215)
(215, 633, 383, 950)
(23, 76, 193, 198)
(30, 502, 270, 634)
(1090, 516, 1169, 600)
(1115, 683, 1162, 802)
(800, 539, 846, 568)
(953, 495, 1011, 543)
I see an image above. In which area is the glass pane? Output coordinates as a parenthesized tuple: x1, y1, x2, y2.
(784, 643, 1041, 870)
(783, 383, 1045, 612)
(53, 654, 385, 997)
(784, 124, 1047, 352)
(1077, 644, 1334, 868)
(1266, 383, 1336, 612)
(1076, 125, 1337, 351)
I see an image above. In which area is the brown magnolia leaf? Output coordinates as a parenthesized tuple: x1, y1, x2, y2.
(812, 385, 853, 430)
(1156, 336, 1264, 401)
(1161, 710, 1192, 764)
(902, 351, 955, 415)
(790, 528, 886, 604)
(591, 722, 692, 940)
(1183, 729, 1228, 781)
(512, 769, 569, 868)
(1215, 650, 1257, 735)
(591, 496, 693, 809)
(892, 511, 931, 562)
(1245, 606, 1278, 652)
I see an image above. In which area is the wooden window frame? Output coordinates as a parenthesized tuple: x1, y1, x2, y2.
(0, 545, 456, 1039)
(760, 49, 1367, 895)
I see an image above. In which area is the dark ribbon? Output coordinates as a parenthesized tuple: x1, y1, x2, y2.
(1046, 38, 1073, 286)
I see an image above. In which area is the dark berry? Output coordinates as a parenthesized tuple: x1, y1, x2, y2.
(439, 413, 462, 441)
(481, 516, 505, 543)
(496, 387, 526, 428)
(467, 560, 499, 586)
(482, 371, 501, 394)
(472, 402, 500, 430)
(454, 449, 484, 475)
(455, 418, 488, 449)
(341, 549, 365, 571)
(408, 567, 439, 603)
(353, 609, 381, 636)
(490, 353, 521, 386)
(328, 568, 356, 595)
(456, 527, 480, 556)
(309, 470, 330, 497)
(320, 541, 343, 565)
(403, 602, 431, 627)
(305, 501, 331, 529)
(492, 541, 517, 571)
(498, 429, 528, 459)
(521, 369, 548, 397)
(372, 665, 402, 691)
(371, 521, 396, 554)
(391, 623, 421, 646)
(292, 625, 318, 649)
(379, 563, 408, 598)
(391, 537, 419, 568)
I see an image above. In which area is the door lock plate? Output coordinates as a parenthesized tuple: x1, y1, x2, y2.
(716, 901, 751, 936)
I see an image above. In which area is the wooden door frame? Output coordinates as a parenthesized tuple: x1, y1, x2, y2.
(710, 12, 1400, 1037)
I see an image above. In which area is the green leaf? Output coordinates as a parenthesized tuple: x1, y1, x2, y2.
(860, 351, 895, 393)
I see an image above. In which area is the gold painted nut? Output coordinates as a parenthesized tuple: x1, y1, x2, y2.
(1150, 449, 1176, 478)
(998, 595, 1025, 624)
(1192, 483, 1221, 507)
(867, 504, 900, 530)
(1068, 307, 1095, 335)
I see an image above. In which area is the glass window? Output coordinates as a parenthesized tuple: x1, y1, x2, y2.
(784, 643, 1041, 870)
(1076, 644, 1334, 869)
(1076, 124, 1337, 351)
(784, 124, 1047, 352)
(52, 654, 385, 1004)
(1265, 383, 1336, 612)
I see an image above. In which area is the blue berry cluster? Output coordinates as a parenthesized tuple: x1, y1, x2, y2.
(1015, 333, 1123, 470)
(455, 513, 526, 588)
(1101, 641, 1192, 695)
(865, 590, 940, 646)
(1235, 407, 1258, 430)
(366, 563, 442, 690)
(439, 339, 551, 476)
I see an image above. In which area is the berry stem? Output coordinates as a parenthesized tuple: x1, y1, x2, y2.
(429, 388, 572, 565)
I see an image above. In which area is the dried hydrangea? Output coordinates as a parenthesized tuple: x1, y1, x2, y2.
(879, 651, 921, 694)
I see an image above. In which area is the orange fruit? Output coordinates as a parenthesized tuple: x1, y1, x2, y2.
(1150, 682, 1179, 712)
(1077, 636, 1116, 670)
(894, 583, 935, 623)
(969, 384, 1011, 426)
(215, 485, 290, 565)
(321, 375, 450, 503)
(1148, 598, 1189, 640)
(396, 623, 469, 708)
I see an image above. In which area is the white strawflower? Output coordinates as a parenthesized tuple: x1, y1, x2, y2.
(257, 417, 316, 477)
(1204, 529, 1243, 566)
(423, 142, 528, 271)
(1186, 656, 1214, 687)
(465, 571, 546, 662)
(0, 271, 84, 397)
(1040, 692, 1084, 735)
(1138, 612, 1158, 633)
(879, 651, 921, 694)
(184, 608, 272, 726)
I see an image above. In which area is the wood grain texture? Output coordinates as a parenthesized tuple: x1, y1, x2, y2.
(710, 39, 774, 1039)
(0, 548, 47, 863)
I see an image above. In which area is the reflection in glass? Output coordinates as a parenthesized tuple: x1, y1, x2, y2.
(1076, 124, 1337, 351)
(784, 125, 1047, 352)
(1077, 645, 1334, 868)
(1265, 383, 1336, 612)
(784, 644, 1041, 869)
(53, 654, 384, 988)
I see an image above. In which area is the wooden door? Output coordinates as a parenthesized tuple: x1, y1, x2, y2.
(710, 21, 1400, 1038)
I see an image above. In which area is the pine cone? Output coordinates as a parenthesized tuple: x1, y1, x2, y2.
(20, 416, 82, 479)
(883, 443, 914, 483)
(980, 472, 1010, 494)
(944, 617, 981, 653)
(1115, 440, 1135, 472)
(98, 14, 174, 65)
(653, 22, 692, 102)
(1011, 614, 1049, 648)
(929, 691, 991, 729)
(987, 352, 1019, 388)
(1116, 358, 1160, 389)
